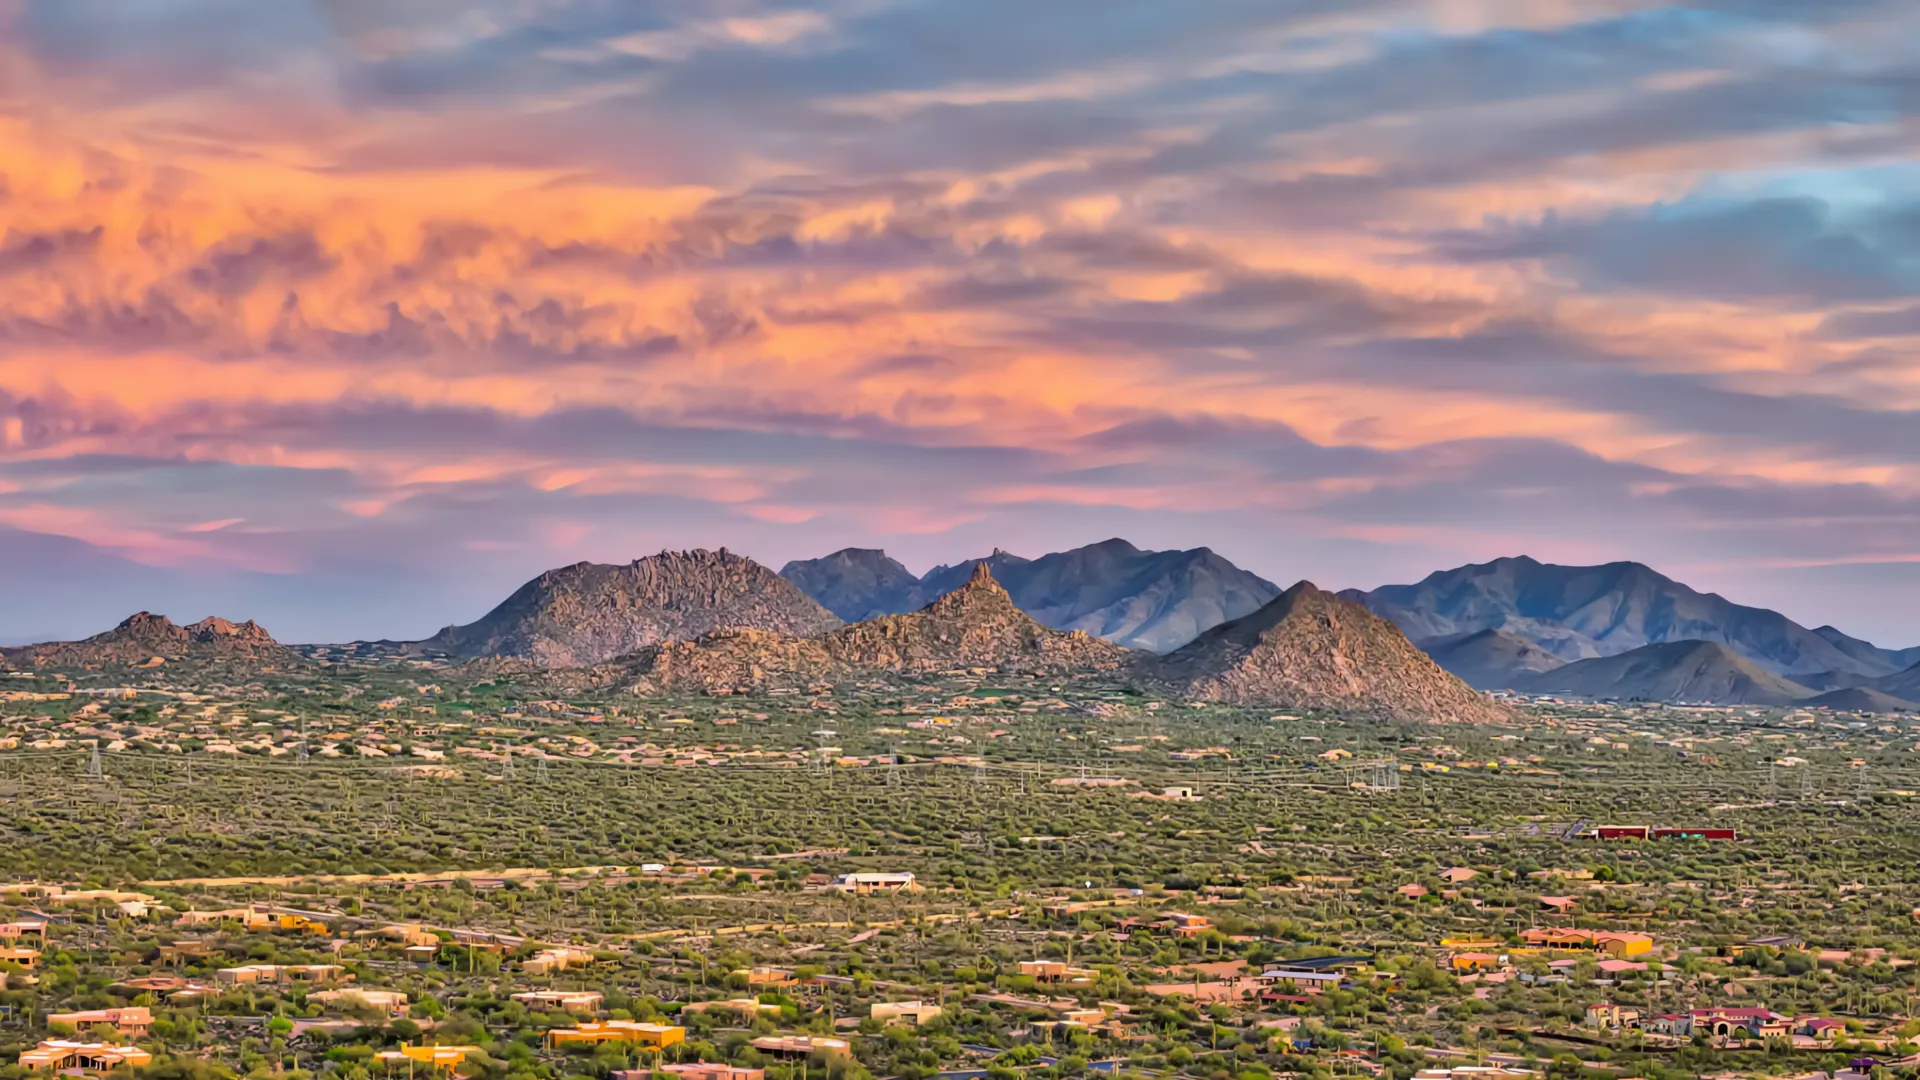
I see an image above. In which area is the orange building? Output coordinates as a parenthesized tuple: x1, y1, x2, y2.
(48, 1008, 152, 1037)
(20, 1040, 153, 1072)
(546, 1022, 685, 1050)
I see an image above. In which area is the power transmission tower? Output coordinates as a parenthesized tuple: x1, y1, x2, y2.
(1799, 766, 1814, 799)
(886, 746, 900, 789)
(534, 756, 550, 783)
(84, 746, 103, 782)
(297, 718, 310, 764)
(502, 750, 517, 781)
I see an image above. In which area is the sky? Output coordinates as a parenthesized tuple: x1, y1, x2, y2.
(3, 0, 1920, 645)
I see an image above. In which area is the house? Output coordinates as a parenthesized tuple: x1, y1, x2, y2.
(0, 946, 40, 969)
(1585, 1003, 1640, 1030)
(737, 966, 795, 987)
(1593, 825, 1650, 840)
(1538, 896, 1578, 914)
(1256, 969, 1343, 994)
(1439, 867, 1479, 884)
(20, 1040, 153, 1072)
(750, 1036, 850, 1058)
(1645, 1013, 1690, 1036)
(48, 1008, 152, 1037)
(547, 1021, 686, 1050)
(616, 1067, 766, 1080)
(215, 964, 348, 986)
(375, 1045, 483, 1072)
(359, 924, 441, 949)
(523, 947, 596, 975)
(1412, 1070, 1541, 1080)
(1595, 958, 1647, 975)
(1019, 960, 1095, 984)
(1685, 1008, 1790, 1039)
(311, 990, 411, 1016)
(1797, 1017, 1846, 1041)
(154, 939, 213, 966)
(1591, 932, 1654, 958)
(512, 990, 603, 1014)
(1396, 884, 1429, 899)
(1450, 953, 1502, 973)
(177, 908, 272, 930)
(1166, 913, 1211, 938)
(0, 921, 47, 940)
(871, 1000, 943, 1026)
(829, 872, 917, 895)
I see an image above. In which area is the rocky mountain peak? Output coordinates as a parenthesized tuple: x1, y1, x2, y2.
(1138, 580, 1508, 723)
(421, 548, 841, 667)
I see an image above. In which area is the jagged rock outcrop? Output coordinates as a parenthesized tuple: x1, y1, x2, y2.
(605, 564, 1134, 693)
(418, 549, 841, 668)
(822, 563, 1134, 673)
(3, 612, 300, 668)
(1137, 581, 1509, 723)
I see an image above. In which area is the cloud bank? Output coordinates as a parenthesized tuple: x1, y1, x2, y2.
(3, 0, 1920, 643)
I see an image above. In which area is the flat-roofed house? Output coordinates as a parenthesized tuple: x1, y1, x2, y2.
(871, 1000, 943, 1026)
(215, 964, 348, 986)
(374, 1044, 482, 1072)
(512, 990, 603, 1015)
(546, 1022, 686, 1050)
(828, 872, 917, 895)
(750, 1036, 849, 1058)
(311, 990, 411, 1016)
(48, 1008, 152, 1037)
(20, 1040, 153, 1072)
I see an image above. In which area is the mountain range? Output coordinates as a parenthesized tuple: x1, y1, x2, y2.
(12, 539, 1917, 714)
(1, 612, 300, 670)
(597, 563, 1138, 695)
(1340, 555, 1920, 710)
(779, 538, 1279, 652)
(1341, 555, 1916, 678)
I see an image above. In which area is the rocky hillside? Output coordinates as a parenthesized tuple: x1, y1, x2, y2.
(4, 612, 301, 669)
(1420, 628, 1565, 690)
(1344, 555, 1896, 678)
(419, 549, 841, 667)
(610, 564, 1134, 693)
(783, 538, 1279, 651)
(823, 562, 1134, 674)
(1136, 582, 1509, 723)
(1512, 640, 1816, 706)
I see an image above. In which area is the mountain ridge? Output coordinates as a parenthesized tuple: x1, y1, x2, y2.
(419, 548, 842, 668)
(1, 612, 301, 669)
(1512, 640, 1817, 706)
(612, 563, 1135, 694)
(781, 538, 1280, 652)
(1343, 555, 1905, 680)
